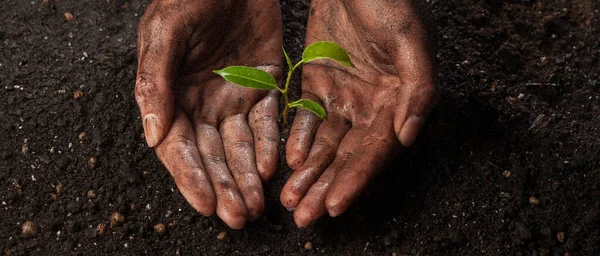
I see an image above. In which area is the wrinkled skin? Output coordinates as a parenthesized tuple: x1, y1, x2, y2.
(135, 0, 438, 229)
(281, 0, 439, 227)
(135, 0, 283, 229)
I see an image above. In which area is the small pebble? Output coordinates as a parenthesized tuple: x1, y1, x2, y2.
(304, 241, 313, 250)
(50, 193, 57, 200)
(89, 157, 97, 168)
(502, 170, 511, 177)
(529, 196, 540, 206)
(557, 232, 565, 243)
(154, 224, 166, 235)
(96, 223, 106, 236)
(56, 183, 63, 193)
(87, 190, 96, 199)
(507, 97, 518, 104)
(64, 12, 73, 21)
(22, 221, 38, 237)
(110, 212, 125, 227)
(73, 90, 84, 99)
(552, 181, 562, 190)
(78, 132, 86, 141)
(216, 231, 228, 241)
(143, 170, 150, 175)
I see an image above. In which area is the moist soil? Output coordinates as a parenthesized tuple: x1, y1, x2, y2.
(1, 0, 599, 255)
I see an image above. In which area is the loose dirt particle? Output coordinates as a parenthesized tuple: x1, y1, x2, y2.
(21, 141, 28, 153)
(64, 12, 73, 21)
(143, 170, 150, 175)
(552, 181, 562, 190)
(87, 190, 96, 199)
(502, 170, 511, 177)
(154, 224, 166, 235)
(21, 221, 38, 237)
(56, 183, 63, 193)
(507, 97, 518, 104)
(216, 231, 228, 241)
(110, 212, 125, 227)
(304, 241, 313, 250)
(73, 90, 84, 99)
(557, 232, 565, 243)
(529, 196, 540, 206)
(96, 223, 107, 237)
(78, 132, 86, 141)
(50, 193, 57, 200)
(89, 157, 97, 168)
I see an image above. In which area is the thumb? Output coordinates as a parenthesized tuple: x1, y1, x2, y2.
(392, 21, 439, 147)
(135, 10, 184, 147)
(394, 82, 439, 148)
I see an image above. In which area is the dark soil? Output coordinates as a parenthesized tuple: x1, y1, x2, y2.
(1, 0, 599, 255)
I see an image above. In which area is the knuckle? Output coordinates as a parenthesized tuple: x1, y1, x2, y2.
(229, 141, 254, 151)
(213, 177, 236, 192)
(200, 153, 226, 166)
(313, 137, 335, 149)
(165, 135, 196, 150)
(362, 134, 393, 147)
(134, 77, 159, 103)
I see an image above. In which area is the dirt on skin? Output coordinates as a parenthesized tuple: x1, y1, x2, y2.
(1, 0, 599, 255)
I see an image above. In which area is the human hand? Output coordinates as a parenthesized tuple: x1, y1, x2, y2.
(281, 0, 439, 227)
(135, 0, 282, 229)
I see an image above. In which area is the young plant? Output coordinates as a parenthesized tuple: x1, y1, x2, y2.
(213, 41, 354, 126)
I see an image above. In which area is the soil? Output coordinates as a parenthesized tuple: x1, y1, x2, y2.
(1, 0, 599, 255)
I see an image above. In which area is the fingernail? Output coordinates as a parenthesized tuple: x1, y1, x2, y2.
(328, 209, 341, 218)
(399, 115, 426, 147)
(144, 114, 161, 147)
(286, 207, 295, 212)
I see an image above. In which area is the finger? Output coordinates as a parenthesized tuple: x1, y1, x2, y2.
(293, 153, 350, 228)
(195, 122, 248, 229)
(285, 92, 322, 169)
(154, 110, 216, 216)
(392, 24, 440, 147)
(325, 127, 398, 217)
(249, 92, 280, 181)
(135, 13, 184, 147)
(221, 115, 265, 221)
(280, 114, 350, 210)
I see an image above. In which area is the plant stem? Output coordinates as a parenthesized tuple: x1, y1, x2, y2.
(281, 60, 304, 126)
(283, 93, 289, 126)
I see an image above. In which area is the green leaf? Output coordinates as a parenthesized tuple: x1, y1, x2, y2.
(213, 66, 279, 90)
(289, 99, 327, 121)
(302, 41, 354, 67)
(282, 46, 293, 70)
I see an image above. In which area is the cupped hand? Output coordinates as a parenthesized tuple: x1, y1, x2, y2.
(135, 0, 283, 229)
(281, 0, 440, 227)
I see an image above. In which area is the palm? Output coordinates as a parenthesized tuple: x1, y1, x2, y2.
(135, 0, 282, 229)
(281, 0, 439, 227)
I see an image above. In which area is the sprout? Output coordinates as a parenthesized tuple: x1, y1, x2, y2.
(214, 41, 353, 126)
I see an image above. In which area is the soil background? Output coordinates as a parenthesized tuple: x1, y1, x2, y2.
(1, 0, 599, 255)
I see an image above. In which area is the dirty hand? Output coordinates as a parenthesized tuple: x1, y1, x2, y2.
(135, 0, 282, 229)
(281, 0, 439, 227)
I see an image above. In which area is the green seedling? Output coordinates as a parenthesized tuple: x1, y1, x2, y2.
(214, 41, 354, 126)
